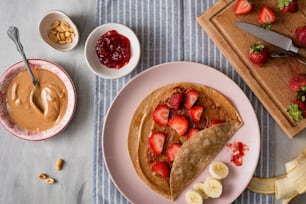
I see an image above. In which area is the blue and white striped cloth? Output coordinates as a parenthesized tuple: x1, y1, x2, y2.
(93, 1, 274, 203)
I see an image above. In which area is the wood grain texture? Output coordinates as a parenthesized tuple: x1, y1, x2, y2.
(197, 0, 306, 138)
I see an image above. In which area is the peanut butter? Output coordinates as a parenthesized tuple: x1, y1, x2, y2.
(6, 68, 68, 131)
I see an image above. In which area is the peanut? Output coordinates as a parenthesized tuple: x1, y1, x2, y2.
(38, 173, 47, 180)
(55, 159, 64, 171)
(48, 20, 74, 45)
(44, 178, 55, 184)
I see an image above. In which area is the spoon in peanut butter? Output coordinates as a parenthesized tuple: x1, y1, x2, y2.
(7, 26, 44, 113)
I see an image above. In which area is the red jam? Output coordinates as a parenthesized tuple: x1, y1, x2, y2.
(226, 141, 249, 167)
(95, 30, 131, 69)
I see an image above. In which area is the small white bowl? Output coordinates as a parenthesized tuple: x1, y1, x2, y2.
(84, 23, 141, 79)
(39, 10, 79, 52)
(0, 59, 77, 141)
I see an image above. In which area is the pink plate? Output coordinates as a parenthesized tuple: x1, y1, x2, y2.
(0, 59, 76, 141)
(102, 61, 260, 203)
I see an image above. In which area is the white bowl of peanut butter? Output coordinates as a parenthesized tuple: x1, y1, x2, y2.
(0, 59, 76, 141)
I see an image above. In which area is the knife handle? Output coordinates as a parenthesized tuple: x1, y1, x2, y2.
(270, 50, 306, 65)
(295, 50, 306, 65)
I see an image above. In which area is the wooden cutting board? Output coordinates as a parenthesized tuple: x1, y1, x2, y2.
(197, 0, 306, 138)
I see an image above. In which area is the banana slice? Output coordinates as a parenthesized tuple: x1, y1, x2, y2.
(185, 189, 203, 204)
(193, 182, 209, 199)
(209, 161, 229, 180)
(203, 178, 223, 198)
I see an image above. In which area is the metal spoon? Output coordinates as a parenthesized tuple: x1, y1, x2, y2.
(7, 26, 44, 113)
(7, 26, 38, 85)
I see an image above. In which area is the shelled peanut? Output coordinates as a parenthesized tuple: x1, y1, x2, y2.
(48, 20, 74, 44)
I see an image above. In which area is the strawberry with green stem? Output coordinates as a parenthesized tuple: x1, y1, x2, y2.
(278, 0, 298, 13)
(248, 42, 269, 67)
(287, 74, 306, 122)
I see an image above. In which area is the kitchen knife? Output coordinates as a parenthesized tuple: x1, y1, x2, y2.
(234, 22, 305, 64)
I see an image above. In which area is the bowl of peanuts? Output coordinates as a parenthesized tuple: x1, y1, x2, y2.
(39, 10, 79, 52)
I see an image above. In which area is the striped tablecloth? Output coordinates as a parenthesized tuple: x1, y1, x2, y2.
(93, 1, 274, 203)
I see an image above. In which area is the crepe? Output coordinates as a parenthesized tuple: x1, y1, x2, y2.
(128, 82, 243, 200)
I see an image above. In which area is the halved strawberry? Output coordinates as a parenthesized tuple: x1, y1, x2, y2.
(234, 0, 253, 15)
(190, 105, 204, 123)
(148, 132, 166, 155)
(210, 119, 224, 127)
(166, 143, 181, 162)
(169, 92, 183, 110)
(151, 162, 170, 178)
(184, 89, 199, 109)
(258, 6, 276, 26)
(248, 42, 269, 67)
(168, 116, 189, 136)
(153, 104, 170, 126)
(278, 0, 298, 13)
(187, 128, 200, 140)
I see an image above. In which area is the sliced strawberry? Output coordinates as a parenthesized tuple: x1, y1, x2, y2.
(184, 89, 199, 109)
(234, 0, 253, 15)
(168, 116, 189, 136)
(210, 119, 224, 127)
(148, 132, 166, 155)
(190, 105, 204, 123)
(151, 162, 170, 178)
(169, 92, 183, 110)
(258, 6, 276, 25)
(278, 0, 298, 13)
(187, 128, 200, 140)
(153, 104, 170, 126)
(166, 143, 181, 162)
(248, 42, 269, 67)
(289, 74, 306, 93)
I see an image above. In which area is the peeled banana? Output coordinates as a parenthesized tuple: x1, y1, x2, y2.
(247, 147, 306, 203)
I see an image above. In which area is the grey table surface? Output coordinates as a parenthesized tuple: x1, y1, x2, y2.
(0, 1, 305, 204)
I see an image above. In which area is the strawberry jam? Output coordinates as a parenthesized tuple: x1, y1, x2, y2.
(95, 30, 131, 69)
(226, 141, 249, 167)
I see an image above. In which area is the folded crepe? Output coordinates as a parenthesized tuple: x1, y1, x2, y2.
(128, 82, 243, 200)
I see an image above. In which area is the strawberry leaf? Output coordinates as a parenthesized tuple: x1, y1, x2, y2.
(288, 103, 303, 122)
(277, 0, 292, 10)
(249, 42, 265, 54)
(296, 85, 306, 102)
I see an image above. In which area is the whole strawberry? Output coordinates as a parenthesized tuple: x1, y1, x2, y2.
(278, 0, 298, 13)
(295, 25, 306, 46)
(248, 42, 269, 67)
(289, 74, 306, 93)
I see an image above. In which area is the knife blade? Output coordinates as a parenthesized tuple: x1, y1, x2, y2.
(234, 22, 299, 53)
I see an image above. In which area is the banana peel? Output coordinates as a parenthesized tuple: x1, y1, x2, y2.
(247, 147, 306, 203)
